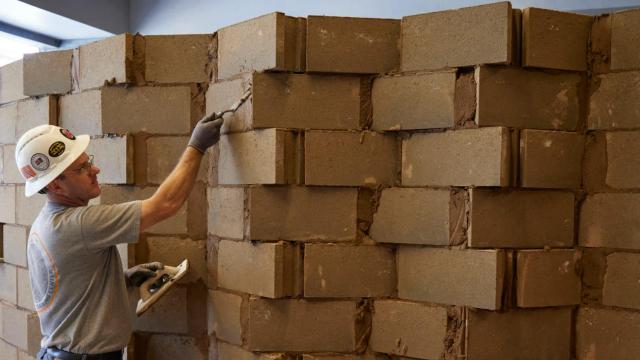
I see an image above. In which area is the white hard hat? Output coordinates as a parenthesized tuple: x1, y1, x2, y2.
(15, 125, 90, 197)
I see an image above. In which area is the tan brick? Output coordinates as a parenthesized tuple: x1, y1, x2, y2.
(371, 188, 462, 246)
(476, 66, 581, 130)
(3, 225, 28, 267)
(1, 306, 40, 354)
(402, 127, 511, 187)
(18, 350, 34, 360)
(301, 354, 382, 360)
(16, 96, 57, 141)
(590, 15, 611, 74)
(0, 303, 4, 339)
(605, 131, 640, 189)
(218, 129, 300, 185)
(0, 185, 16, 223)
(0, 60, 27, 105)
(520, 130, 584, 189)
(522, 8, 591, 71)
(217, 12, 306, 80)
(577, 307, 640, 359)
(580, 193, 640, 249)
(134, 286, 188, 333)
(218, 240, 301, 298)
(147, 237, 206, 284)
(23, 50, 73, 96)
(583, 132, 608, 192)
(59, 86, 191, 136)
(305, 131, 396, 186)
(78, 34, 133, 90)
(398, 248, 505, 310)
(468, 308, 572, 360)
(144, 34, 212, 83)
(469, 189, 574, 248)
(401, 2, 514, 71)
(516, 250, 581, 308)
(218, 342, 287, 360)
(208, 187, 244, 239)
(304, 244, 395, 298)
(589, 71, 640, 130)
(247, 186, 358, 242)
(15, 185, 46, 226)
(146, 335, 206, 360)
(0, 104, 17, 144)
(0, 339, 18, 359)
(209, 290, 242, 344)
(371, 71, 456, 131)
(306, 16, 399, 74)
(370, 300, 448, 359)
(611, 9, 640, 71)
(86, 135, 133, 184)
(246, 298, 361, 352)
(17, 268, 34, 311)
(603, 252, 640, 310)
(146, 136, 207, 184)
(0, 263, 17, 303)
(2, 144, 23, 184)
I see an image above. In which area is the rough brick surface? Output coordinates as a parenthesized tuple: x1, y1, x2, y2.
(402, 127, 511, 187)
(372, 71, 456, 131)
(2, 145, 23, 184)
(603, 252, 640, 310)
(0, 185, 16, 223)
(218, 343, 287, 360)
(476, 66, 581, 130)
(144, 34, 211, 83)
(135, 286, 188, 334)
(17, 268, 34, 311)
(522, 8, 591, 71)
(246, 299, 361, 352)
(398, 248, 505, 310)
(0, 340, 17, 359)
(0, 104, 17, 144)
(23, 50, 73, 96)
(577, 307, 640, 359)
(0, 263, 17, 303)
(15, 185, 47, 226)
(78, 34, 133, 90)
(147, 237, 206, 284)
(580, 193, 640, 249)
(305, 131, 397, 186)
(86, 135, 133, 184)
(217, 12, 306, 80)
(468, 309, 572, 360)
(146, 136, 207, 184)
(1, 306, 41, 354)
(0, 60, 27, 105)
(248, 186, 358, 241)
(16, 96, 57, 141)
(146, 335, 206, 360)
(589, 72, 640, 130)
(519, 130, 584, 189)
(401, 2, 513, 71)
(605, 131, 640, 189)
(370, 300, 448, 359)
(3, 225, 28, 267)
(208, 187, 244, 239)
(611, 9, 640, 71)
(516, 250, 581, 307)
(209, 290, 243, 344)
(469, 189, 574, 248)
(306, 16, 400, 74)
(304, 244, 395, 298)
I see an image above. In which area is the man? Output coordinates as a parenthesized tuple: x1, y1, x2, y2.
(15, 115, 223, 360)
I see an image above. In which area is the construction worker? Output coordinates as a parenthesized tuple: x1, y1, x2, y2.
(15, 115, 223, 360)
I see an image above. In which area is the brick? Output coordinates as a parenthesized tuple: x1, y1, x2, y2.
(468, 308, 571, 360)
(18, 350, 34, 360)
(247, 186, 358, 241)
(519, 130, 584, 189)
(398, 248, 505, 310)
(15, 185, 46, 226)
(218, 129, 300, 185)
(590, 15, 611, 75)
(476, 66, 581, 130)
(522, 8, 591, 71)
(147, 237, 206, 284)
(0, 263, 17, 303)
(1, 306, 40, 354)
(370, 188, 464, 246)
(306, 16, 399, 74)
(135, 286, 188, 333)
(304, 131, 396, 186)
(17, 268, 34, 311)
(605, 131, 640, 189)
(144, 34, 211, 83)
(0, 60, 27, 105)
(0, 185, 16, 223)
(209, 290, 242, 344)
(469, 189, 574, 248)
(86, 135, 133, 184)
(59, 86, 191, 136)
(78, 34, 133, 90)
(370, 300, 449, 359)
(217, 12, 306, 80)
(402, 127, 511, 187)
(23, 50, 73, 96)
(304, 244, 395, 298)
(16, 96, 57, 141)
(0, 104, 17, 144)
(218, 343, 286, 360)
(0, 303, 4, 338)
(580, 193, 640, 249)
(401, 2, 514, 71)
(577, 307, 640, 359)
(611, 9, 640, 71)
(246, 298, 361, 352)
(602, 252, 640, 310)
(371, 71, 456, 131)
(3, 225, 28, 267)
(582, 132, 607, 192)
(208, 187, 244, 239)
(146, 136, 207, 184)
(302, 354, 382, 360)
(589, 72, 640, 130)
(3, 144, 23, 184)
(516, 250, 581, 307)
(0, 339, 18, 359)
(206, 73, 365, 133)
(147, 335, 206, 360)
(218, 240, 301, 298)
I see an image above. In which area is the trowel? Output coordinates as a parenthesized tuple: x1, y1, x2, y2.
(203, 89, 252, 123)
(136, 259, 189, 316)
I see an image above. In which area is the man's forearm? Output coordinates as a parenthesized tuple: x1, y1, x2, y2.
(155, 147, 203, 209)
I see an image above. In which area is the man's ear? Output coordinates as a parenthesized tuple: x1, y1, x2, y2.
(47, 179, 64, 194)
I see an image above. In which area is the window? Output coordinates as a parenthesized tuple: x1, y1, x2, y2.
(0, 33, 39, 67)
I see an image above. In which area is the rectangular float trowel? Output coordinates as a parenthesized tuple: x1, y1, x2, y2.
(136, 260, 189, 316)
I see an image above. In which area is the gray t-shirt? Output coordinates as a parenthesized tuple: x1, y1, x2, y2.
(28, 200, 142, 354)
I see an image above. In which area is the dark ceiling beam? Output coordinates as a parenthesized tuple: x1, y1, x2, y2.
(0, 21, 61, 47)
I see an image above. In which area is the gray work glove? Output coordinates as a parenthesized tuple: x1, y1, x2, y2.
(188, 114, 224, 153)
(125, 262, 164, 287)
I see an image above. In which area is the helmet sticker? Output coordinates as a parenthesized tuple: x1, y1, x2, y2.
(20, 165, 37, 179)
(31, 153, 50, 171)
(60, 128, 76, 140)
(48, 141, 66, 157)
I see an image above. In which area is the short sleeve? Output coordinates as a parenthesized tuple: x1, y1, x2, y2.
(79, 201, 142, 251)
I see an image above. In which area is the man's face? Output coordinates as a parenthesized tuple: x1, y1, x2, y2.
(51, 153, 101, 202)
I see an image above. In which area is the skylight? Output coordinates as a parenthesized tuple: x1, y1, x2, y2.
(0, 33, 39, 67)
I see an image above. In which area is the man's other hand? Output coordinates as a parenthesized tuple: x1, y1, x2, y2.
(125, 262, 164, 287)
